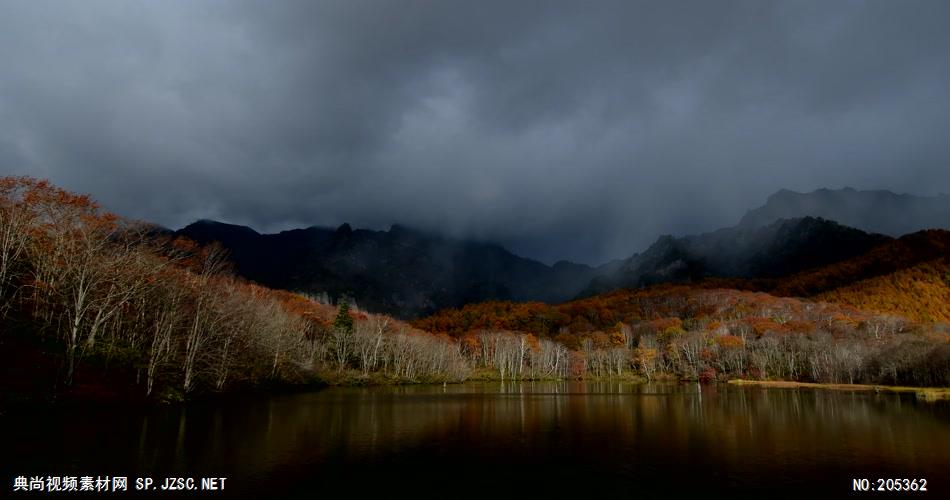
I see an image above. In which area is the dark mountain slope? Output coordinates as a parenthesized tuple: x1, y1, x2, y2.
(177, 187, 946, 317)
(583, 217, 891, 295)
(692, 230, 950, 322)
(176, 221, 602, 318)
(769, 229, 950, 297)
(180, 216, 896, 316)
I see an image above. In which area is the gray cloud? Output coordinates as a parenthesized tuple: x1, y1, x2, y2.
(2, 0, 949, 264)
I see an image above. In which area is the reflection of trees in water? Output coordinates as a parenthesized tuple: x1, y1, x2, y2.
(133, 384, 949, 478)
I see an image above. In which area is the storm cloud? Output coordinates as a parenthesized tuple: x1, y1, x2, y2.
(2, 0, 950, 264)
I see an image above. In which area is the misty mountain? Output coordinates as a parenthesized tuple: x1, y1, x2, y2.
(583, 217, 892, 295)
(739, 188, 950, 235)
(176, 189, 945, 317)
(176, 220, 603, 318)
(178, 215, 897, 317)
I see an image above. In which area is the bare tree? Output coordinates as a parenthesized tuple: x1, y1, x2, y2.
(0, 177, 36, 319)
(355, 315, 389, 375)
(145, 281, 183, 396)
(182, 245, 229, 393)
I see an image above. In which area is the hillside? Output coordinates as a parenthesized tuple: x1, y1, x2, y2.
(740, 187, 950, 235)
(177, 205, 948, 332)
(584, 217, 890, 295)
(176, 188, 950, 320)
(413, 284, 949, 385)
(0, 177, 468, 404)
(767, 229, 950, 294)
(177, 220, 603, 318)
(700, 230, 950, 323)
(815, 258, 950, 323)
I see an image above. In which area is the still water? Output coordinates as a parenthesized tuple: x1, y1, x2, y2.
(3, 382, 949, 497)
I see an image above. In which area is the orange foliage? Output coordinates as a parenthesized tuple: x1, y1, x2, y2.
(816, 258, 950, 323)
(412, 283, 894, 347)
(772, 230, 950, 297)
(746, 318, 787, 337)
(692, 231, 950, 324)
(716, 335, 744, 348)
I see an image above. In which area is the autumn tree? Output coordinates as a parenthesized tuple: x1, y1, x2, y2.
(26, 183, 156, 384)
(181, 245, 229, 393)
(0, 177, 36, 319)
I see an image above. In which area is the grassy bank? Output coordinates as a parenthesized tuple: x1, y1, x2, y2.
(728, 379, 950, 401)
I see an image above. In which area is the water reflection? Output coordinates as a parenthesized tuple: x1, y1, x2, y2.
(2, 383, 947, 496)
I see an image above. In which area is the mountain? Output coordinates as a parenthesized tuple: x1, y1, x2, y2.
(177, 188, 947, 318)
(176, 221, 603, 318)
(179, 216, 897, 317)
(739, 188, 950, 235)
(676, 229, 950, 322)
(769, 229, 950, 297)
(744, 229, 950, 323)
(583, 217, 891, 295)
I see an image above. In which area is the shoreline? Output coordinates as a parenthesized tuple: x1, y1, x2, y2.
(7, 376, 948, 412)
(727, 379, 950, 401)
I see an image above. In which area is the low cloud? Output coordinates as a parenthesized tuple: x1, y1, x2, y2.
(2, 1, 949, 263)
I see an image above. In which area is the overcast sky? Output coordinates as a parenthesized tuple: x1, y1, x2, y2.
(2, 1, 949, 264)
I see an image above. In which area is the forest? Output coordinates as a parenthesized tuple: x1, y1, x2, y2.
(0, 177, 468, 403)
(415, 286, 949, 386)
(1, 177, 948, 406)
(714, 229, 950, 323)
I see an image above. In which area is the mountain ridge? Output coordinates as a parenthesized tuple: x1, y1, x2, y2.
(739, 187, 950, 235)
(174, 187, 947, 318)
(582, 216, 891, 296)
(176, 220, 605, 318)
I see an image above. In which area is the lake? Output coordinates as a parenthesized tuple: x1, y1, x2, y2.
(2, 382, 948, 497)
